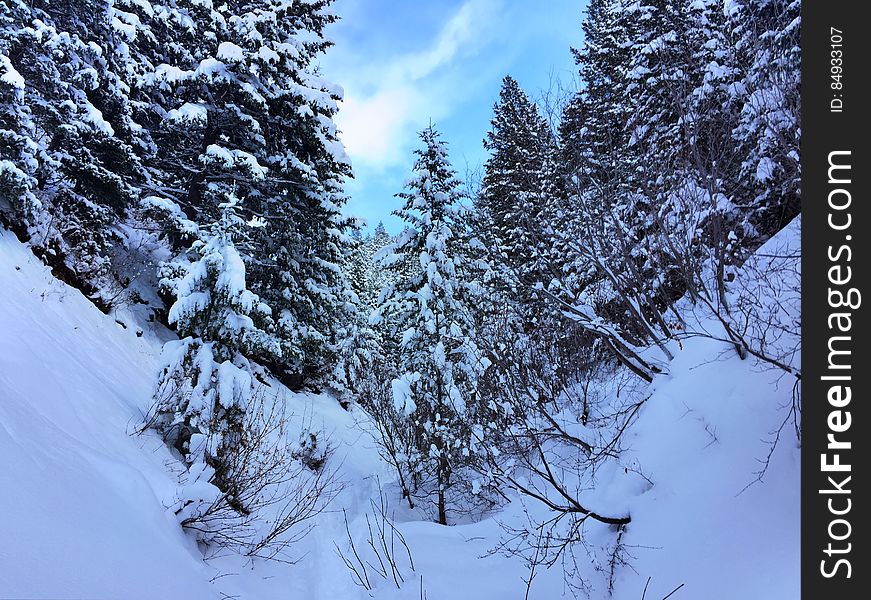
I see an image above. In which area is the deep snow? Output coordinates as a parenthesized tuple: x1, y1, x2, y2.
(0, 221, 799, 599)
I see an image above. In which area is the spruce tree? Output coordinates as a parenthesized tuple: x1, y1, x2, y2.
(153, 196, 281, 500)
(560, 0, 638, 184)
(2, 0, 146, 289)
(331, 224, 381, 402)
(478, 76, 569, 320)
(730, 0, 800, 237)
(374, 126, 489, 525)
(0, 1, 39, 220)
(480, 76, 549, 268)
(126, 0, 357, 384)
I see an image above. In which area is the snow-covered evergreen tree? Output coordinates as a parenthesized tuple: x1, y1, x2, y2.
(559, 0, 638, 184)
(477, 75, 568, 320)
(352, 222, 393, 309)
(330, 223, 383, 403)
(0, 1, 39, 220)
(126, 0, 356, 385)
(730, 0, 800, 236)
(1, 0, 147, 290)
(555, 0, 669, 343)
(374, 126, 489, 525)
(153, 196, 281, 497)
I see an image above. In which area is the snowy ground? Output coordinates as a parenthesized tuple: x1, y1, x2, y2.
(0, 226, 799, 599)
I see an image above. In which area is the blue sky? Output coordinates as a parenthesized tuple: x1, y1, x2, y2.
(320, 0, 588, 232)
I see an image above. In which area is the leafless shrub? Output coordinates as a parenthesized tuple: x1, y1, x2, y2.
(334, 487, 416, 592)
(696, 225, 801, 377)
(163, 389, 343, 561)
(469, 323, 656, 597)
(356, 361, 421, 509)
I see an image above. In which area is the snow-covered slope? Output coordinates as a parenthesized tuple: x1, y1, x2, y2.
(0, 222, 799, 599)
(0, 229, 388, 600)
(0, 230, 216, 598)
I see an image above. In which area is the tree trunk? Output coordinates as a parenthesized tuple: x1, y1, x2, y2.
(437, 459, 448, 526)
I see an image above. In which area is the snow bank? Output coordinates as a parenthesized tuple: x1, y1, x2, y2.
(0, 230, 387, 600)
(611, 334, 799, 599)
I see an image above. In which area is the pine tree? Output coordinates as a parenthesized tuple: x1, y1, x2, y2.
(556, 0, 661, 334)
(477, 75, 572, 327)
(153, 196, 281, 500)
(374, 126, 489, 525)
(361, 222, 404, 383)
(551, 0, 692, 352)
(330, 223, 381, 403)
(559, 0, 638, 184)
(662, 0, 752, 305)
(618, 0, 715, 306)
(2, 1, 146, 290)
(126, 0, 357, 384)
(0, 1, 39, 220)
(730, 0, 800, 237)
(245, 0, 356, 385)
(354, 222, 393, 309)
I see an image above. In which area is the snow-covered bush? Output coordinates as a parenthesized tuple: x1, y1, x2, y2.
(293, 428, 329, 473)
(167, 389, 342, 559)
(150, 199, 280, 472)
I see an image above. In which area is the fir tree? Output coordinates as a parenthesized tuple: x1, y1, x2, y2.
(374, 126, 489, 525)
(730, 0, 800, 236)
(560, 0, 638, 184)
(330, 223, 381, 402)
(0, 1, 39, 220)
(2, 0, 146, 289)
(126, 0, 357, 384)
(477, 76, 571, 323)
(153, 196, 281, 503)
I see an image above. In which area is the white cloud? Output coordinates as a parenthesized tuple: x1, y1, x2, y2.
(389, 0, 493, 81)
(337, 86, 416, 169)
(330, 0, 504, 171)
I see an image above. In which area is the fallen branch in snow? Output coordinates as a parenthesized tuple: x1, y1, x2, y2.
(661, 583, 686, 600)
(504, 450, 631, 527)
(641, 577, 685, 600)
